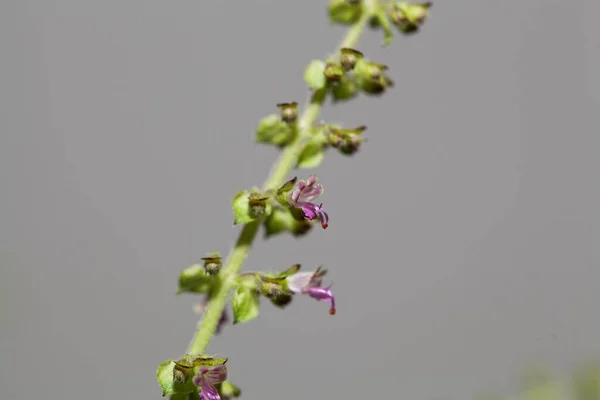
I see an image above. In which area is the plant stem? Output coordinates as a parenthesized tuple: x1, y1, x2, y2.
(187, 4, 376, 356)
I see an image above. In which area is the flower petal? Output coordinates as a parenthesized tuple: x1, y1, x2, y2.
(199, 383, 221, 400)
(306, 285, 336, 315)
(287, 272, 315, 293)
(203, 364, 228, 385)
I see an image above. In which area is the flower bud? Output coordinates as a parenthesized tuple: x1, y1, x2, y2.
(201, 252, 222, 276)
(339, 48, 364, 71)
(390, 2, 432, 34)
(324, 62, 344, 83)
(328, 125, 367, 155)
(248, 192, 270, 218)
(259, 279, 293, 308)
(276, 102, 298, 123)
(354, 59, 394, 95)
(328, 0, 363, 25)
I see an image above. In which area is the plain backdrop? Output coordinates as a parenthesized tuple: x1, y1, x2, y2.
(2, 1, 600, 399)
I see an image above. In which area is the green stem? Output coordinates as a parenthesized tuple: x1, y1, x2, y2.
(187, 4, 376, 356)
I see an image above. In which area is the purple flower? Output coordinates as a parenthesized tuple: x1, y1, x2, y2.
(289, 175, 329, 229)
(192, 363, 228, 400)
(287, 267, 336, 315)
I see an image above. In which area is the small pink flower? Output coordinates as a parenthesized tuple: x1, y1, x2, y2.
(192, 364, 228, 400)
(288, 175, 329, 229)
(287, 267, 336, 315)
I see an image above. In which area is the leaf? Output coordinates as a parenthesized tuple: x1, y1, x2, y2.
(303, 60, 327, 90)
(178, 265, 213, 294)
(231, 190, 257, 225)
(297, 140, 326, 169)
(255, 114, 293, 147)
(231, 285, 260, 324)
(156, 360, 196, 397)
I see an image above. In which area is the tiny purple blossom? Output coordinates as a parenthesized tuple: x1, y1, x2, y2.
(287, 267, 336, 315)
(289, 175, 329, 229)
(192, 364, 228, 400)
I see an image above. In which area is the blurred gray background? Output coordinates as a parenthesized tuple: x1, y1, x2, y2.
(2, 1, 600, 399)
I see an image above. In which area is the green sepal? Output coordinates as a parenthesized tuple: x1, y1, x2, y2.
(263, 207, 314, 238)
(248, 191, 272, 219)
(324, 62, 344, 84)
(255, 114, 293, 147)
(297, 136, 328, 169)
(232, 189, 272, 225)
(201, 252, 222, 276)
(256, 272, 294, 308)
(218, 381, 242, 400)
(274, 177, 297, 206)
(328, 0, 362, 25)
(277, 264, 301, 278)
(276, 102, 298, 123)
(263, 208, 292, 237)
(339, 48, 364, 71)
(354, 59, 394, 96)
(304, 60, 327, 90)
(328, 125, 367, 155)
(231, 285, 260, 324)
(178, 264, 213, 294)
(331, 76, 359, 103)
(391, 2, 432, 35)
(156, 360, 196, 397)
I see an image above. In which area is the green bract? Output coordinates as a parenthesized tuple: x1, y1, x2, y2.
(201, 252, 223, 276)
(354, 58, 394, 95)
(178, 264, 213, 294)
(218, 381, 242, 400)
(255, 114, 293, 147)
(328, 0, 362, 25)
(304, 60, 327, 90)
(331, 76, 359, 102)
(390, 2, 432, 34)
(157, 360, 196, 397)
(231, 285, 260, 324)
(231, 189, 272, 225)
(263, 208, 313, 238)
(297, 135, 328, 169)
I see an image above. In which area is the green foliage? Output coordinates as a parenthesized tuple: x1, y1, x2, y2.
(156, 360, 196, 397)
(304, 60, 327, 90)
(331, 76, 359, 102)
(353, 58, 394, 95)
(178, 264, 213, 294)
(231, 189, 272, 225)
(297, 135, 328, 169)
(328, 0, 363, 25)
(231, 285, 260, 324)
(389, 2, 432, 35)
(255, 114, 294, 147)
(263, 207, 313, 238)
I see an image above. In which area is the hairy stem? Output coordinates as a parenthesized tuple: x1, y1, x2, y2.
(187, 2, 377, 356)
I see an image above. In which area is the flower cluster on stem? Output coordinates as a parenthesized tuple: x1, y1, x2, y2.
(156, 1, 433, 399)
